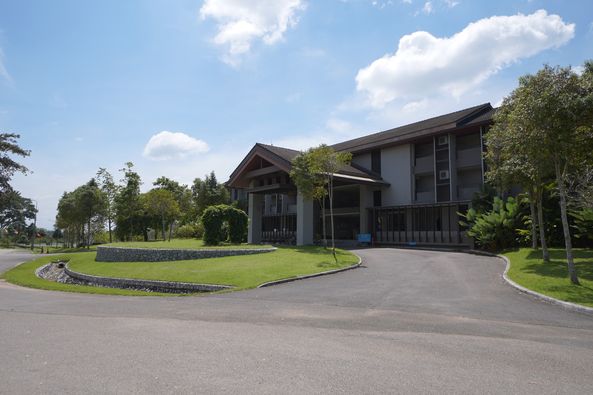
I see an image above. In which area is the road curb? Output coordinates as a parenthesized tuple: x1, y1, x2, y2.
(499, 254, 593, 316)
(257, 253, 362, 288)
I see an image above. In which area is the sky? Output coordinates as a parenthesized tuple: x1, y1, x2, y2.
(1, 0, 592, 229)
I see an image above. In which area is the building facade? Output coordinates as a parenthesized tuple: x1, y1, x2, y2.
(227, 103, 495, 247)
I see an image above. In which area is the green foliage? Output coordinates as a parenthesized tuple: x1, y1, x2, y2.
(226, 206, 248, 243)
(571, 208, 593, 243)
(0, 133, 30, 193)
(460, 196, 524, 251)
(174, 223, 204, 239)
(192, 171, 230, 216)
(201, 204, 248, 245)
(201, 205, 226, 245)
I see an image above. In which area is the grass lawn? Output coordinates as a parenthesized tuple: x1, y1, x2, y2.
(1, 246, 359, 295)
(504, 248, 593, 308)
(105, 239, 272, 250)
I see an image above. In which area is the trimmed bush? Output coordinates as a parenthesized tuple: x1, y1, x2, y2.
(201, 206, 226, 245)
(227, 207, 248, 243)
(200, 205, 248, 245)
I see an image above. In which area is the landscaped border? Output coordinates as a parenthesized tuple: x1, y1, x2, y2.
(499, 254, 593, 316)
(258, 253, 362, 288)
(96, 245, 276, 262)
(35, 262, 232, 293)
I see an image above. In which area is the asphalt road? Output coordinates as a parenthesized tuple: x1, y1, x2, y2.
(0, 248, 592, 394)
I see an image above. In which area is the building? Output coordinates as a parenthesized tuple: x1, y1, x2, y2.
(227, 103, 495, 247)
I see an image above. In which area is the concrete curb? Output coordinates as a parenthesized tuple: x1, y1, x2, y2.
(64, 263, 232, 293)
(257, 253, 362, 288)
(499, 254, 593, 316)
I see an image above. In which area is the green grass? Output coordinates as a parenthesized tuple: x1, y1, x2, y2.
(0, 253, 166, 296)
(1, 246, 359, 295)
(105, 239, 272, 250)
(504, 248, 593, 308)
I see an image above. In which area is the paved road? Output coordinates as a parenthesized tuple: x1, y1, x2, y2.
(0, 248, 36, 274)
(0, 248, 592, 394)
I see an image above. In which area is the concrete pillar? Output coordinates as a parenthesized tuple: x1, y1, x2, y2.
(248, 193, 263, 244)
(359, 185, 372, 234)
(296, 191, 314, 246)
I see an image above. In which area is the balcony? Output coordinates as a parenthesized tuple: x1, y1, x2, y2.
(457, 185, 481, 201)
(414, 155, 433, 174)
(456, 147, 481, 169)
(415, 191, 434, 203)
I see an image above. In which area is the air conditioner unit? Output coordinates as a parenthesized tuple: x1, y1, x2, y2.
(438, 135, 448, 146)
(439, 170, 449, 180)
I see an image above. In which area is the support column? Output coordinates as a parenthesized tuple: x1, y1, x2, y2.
(296, 191, 313, 246)
(359, 185, 372, 234)
(248, 193, 263, 244)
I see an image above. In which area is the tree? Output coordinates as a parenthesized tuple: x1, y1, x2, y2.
(96, 168, 118, 243)
(290, 145, 352, 260)
(75, 179, 107, 248)
(486, 96, 552, 261)
(0, 190, 36, 244)
(488, 64, 593, 285)
(191, 171, 230, 216)
(153, 176, 193, 225)
(143, 188, 180, 241)
(0, 133, 30, 193)
(114, 162, 145, 241)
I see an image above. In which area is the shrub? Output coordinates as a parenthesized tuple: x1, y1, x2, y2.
(460, 196, 524, 251)
(200, 204, 248, 245)
(226, 206, 248, 243)
(571, 208, 593, 247)
(201, 206, 226, 245)
(174, 223, 204, 239)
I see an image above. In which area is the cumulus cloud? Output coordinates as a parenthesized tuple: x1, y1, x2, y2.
(356, 10, 575, 107)
(199, 0, 306, 65)
(143, 131, 209, 161)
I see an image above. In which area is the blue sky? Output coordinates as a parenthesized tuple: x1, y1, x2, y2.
(1, 0, 592, 228)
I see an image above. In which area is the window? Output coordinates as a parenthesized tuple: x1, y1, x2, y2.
(437, 135, 448, 146)
(371, 149, 381, 174)
(373, 190, 382, 207)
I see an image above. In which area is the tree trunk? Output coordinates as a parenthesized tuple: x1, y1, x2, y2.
(108, 218, 112, 243)
(329, 175, 337, 262)
(161, 211, 166, 241)
(168, 222, 173, 241)
(87, 218, 92, 249)
(528, 188, 538, 250)
(555, 158, 579, 285)
(536, 186, 550, 262)
(321, 197, 327, 248)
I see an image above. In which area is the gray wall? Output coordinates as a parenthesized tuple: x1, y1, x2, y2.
(380, 144, 412, 205)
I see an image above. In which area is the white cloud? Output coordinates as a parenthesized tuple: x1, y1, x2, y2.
(200, 0, 306, 66)
(356, 10, 575, 107)
(443, 0, 459, 8)
(143, 131, 209, 161)
(421, 1, 433, 14)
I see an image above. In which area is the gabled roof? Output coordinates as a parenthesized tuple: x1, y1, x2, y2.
(227, 143, 388, 188)
(331, 103, 493, 153)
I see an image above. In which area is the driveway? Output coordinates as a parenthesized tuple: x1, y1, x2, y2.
(0, 248, 592, 394)
(0, 248, 36, 274)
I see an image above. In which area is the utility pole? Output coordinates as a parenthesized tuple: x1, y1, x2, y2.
(30, 200, 37, 251)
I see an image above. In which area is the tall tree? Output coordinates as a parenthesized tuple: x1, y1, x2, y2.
(75, 179, 107, 248)
(96, 168, 118, 243)
(153, 176, 193, 224)
(114, 162, 144, 241)
(143, 189, 180, 241)
(291, 145, 351, 260)
(191, 171, 230, 216)
(0, 133, 30, 193)
(489, 64, 593, 284)
(0, 190, 36, 239)
(486, 97, 552, 261)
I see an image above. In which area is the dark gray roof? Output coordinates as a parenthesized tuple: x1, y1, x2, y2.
(331, 103, 493, 153)
(256, 143, 384, 181)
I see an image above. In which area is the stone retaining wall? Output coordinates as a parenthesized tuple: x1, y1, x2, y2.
(95, 246, 276, 262)
(64, 264, 231, 293)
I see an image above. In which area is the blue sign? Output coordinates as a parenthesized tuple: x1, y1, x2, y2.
(357, 233, 372, 243)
